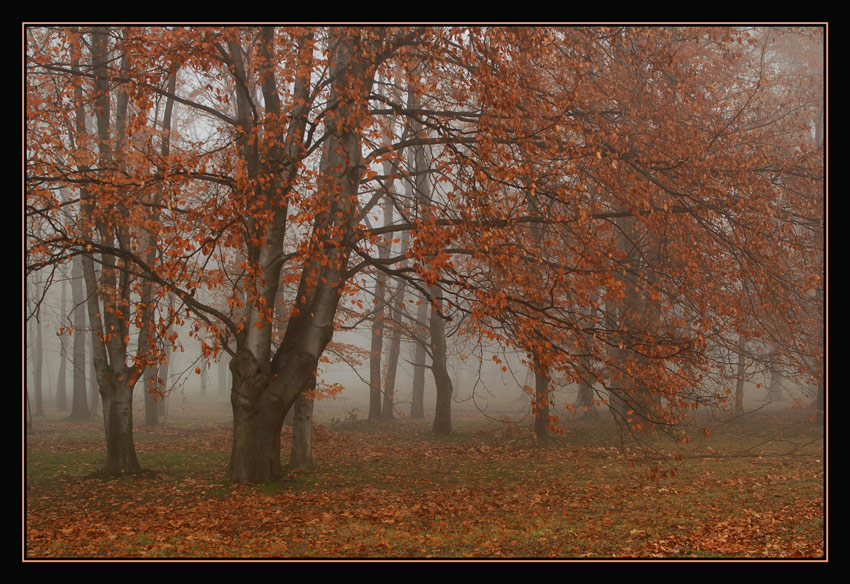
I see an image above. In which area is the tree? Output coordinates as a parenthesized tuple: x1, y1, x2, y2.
(27, 25, 824, 482)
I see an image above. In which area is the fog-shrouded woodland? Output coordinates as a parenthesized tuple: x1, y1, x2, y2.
(25, 25, 825, 560)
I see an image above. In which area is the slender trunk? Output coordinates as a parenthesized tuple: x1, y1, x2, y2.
(410, 293, 429, 419)
(368, 271, 387, 421)
(290, 385, 315, 468)
(377, 93, 398, 421)
(143, 365, 160, 426)
(734, 334, 746, 418)
(69, 256, 90, 419)
(430, 285, 453, 435)
(577, 360, 599, 420)
(157, 356, 169, 420)
(140, 72, 176, 427)
(32, 317, 45, 417)
(200, 365, 208, 398)
(88, 353, 98, 416)
(55, 277, 68, 411)
(767, 363, 782, 403)
(525, 190, 549, 440)
(382, 282, 405, 420)
(533, 364, 549, 441)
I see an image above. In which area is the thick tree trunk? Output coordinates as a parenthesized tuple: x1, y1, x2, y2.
(100, 371, 141, 475)
(228, 348, 316, 483)
(229, 349, 285, 483)
(218, 355, 229, 397)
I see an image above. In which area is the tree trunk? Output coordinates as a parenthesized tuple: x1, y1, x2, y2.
(430, 285, 453, 435)
(368, 272, 386, 421)
(533, 364, 549, 441)
(33, 317, 45, 417)
(219, 354, 229, 397)
(143, 365, 160, 427)
(69, 256, 90, 420)
(290, 388, 314, 468)
(734, 334, 746, 418)
(577, 372, 598, 420)
(228, 348, 316, 483)
(156, 356, 168, 420)
(410, 293, 429, 419)
(382, 284, 404, 420)
(55, 276, 68, 411)
(100, 370, 141, 475)
(88, 354, 98, 416)
(200, 365, 208, 398)
(139, 71, 176, 428)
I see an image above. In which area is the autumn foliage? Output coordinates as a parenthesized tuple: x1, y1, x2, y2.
(25, 26, 824, 481)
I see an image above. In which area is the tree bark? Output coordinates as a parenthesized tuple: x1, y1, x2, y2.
(368, 270, 387, 421)
(382, 281, 405, 420)
(289, 387, 315, 468)
(734, 334, 746, 418)
(157, 356, 169, 420)
(100, 368, 141, 474)
(533, 365, 549, 441)
(429, 285, 453, 434)
(88, 352, 98, 416)
(410, 292, 429, 419)
(32, 316, 45, 417)
(576, 357, 599, 420)
(143, 365, 160, 427)
(69, 256, 90, 420)
(55, 276, 68, 411)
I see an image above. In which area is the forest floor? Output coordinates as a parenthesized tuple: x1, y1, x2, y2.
(24, 400, 826, 560)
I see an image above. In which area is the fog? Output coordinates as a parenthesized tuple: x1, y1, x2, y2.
(25, 279, 816, 427)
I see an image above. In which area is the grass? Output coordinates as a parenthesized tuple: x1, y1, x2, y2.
(24, 404, 825, 559)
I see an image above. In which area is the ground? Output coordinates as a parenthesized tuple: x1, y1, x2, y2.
(24, 398, 825, 559)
